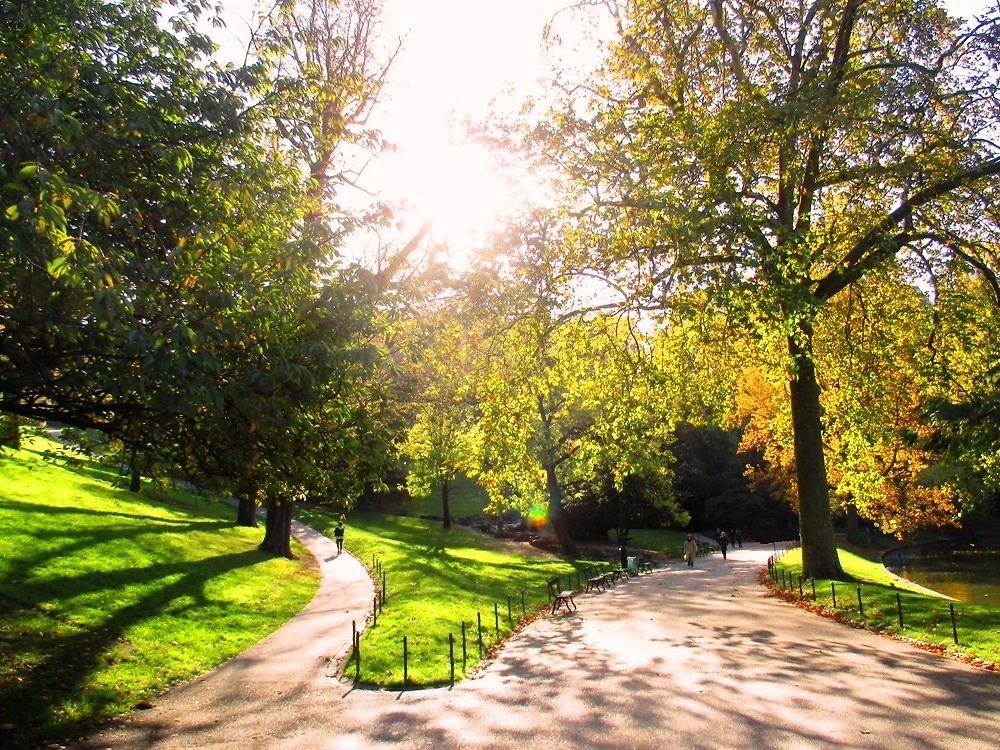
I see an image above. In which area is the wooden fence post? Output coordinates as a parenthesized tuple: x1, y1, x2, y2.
(950, 603, 959, 645)
(449, 632, 455, 687)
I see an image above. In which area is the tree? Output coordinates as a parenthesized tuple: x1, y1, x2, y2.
(815, 269, 963, 537)
(921, 271, 1000, 503)
(0, 0, 304, 436)
(0, 0, 402, 560)
(398, 310, 476, 529)
(463, 215, 678, 555)
(171, 266, 395, 555)
(259, 0, 408, 267)
(537, 0, 1000, 577)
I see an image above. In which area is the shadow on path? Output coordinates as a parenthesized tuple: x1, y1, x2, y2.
(76, 540, 1000, 750)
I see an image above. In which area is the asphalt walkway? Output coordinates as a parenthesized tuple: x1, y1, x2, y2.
(76, 528, 1000, 750)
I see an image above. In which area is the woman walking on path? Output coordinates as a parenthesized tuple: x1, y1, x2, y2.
(334, 520, 345, 553)
(719, 530, 729, 560)
(683, 534, 698, 567)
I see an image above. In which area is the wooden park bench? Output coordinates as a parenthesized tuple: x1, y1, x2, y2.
(606, 563, 629, 582)
(584, 565, 608, 593)
(548, 577, 577, 613)
(638, 560, 654, 574)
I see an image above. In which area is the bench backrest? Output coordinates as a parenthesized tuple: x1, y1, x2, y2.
(547, 577, 562, 597)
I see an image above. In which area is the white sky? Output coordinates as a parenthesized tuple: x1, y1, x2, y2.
(216, 0, 993, 261)
(363, 0, 579, 255)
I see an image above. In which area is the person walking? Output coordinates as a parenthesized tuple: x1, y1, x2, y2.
(683, 534, 698, 568)
(719, 530, 729, 560)
(334, 520, 345, 554)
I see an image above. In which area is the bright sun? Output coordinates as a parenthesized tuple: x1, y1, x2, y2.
(363, 0, 567, 270)
(411, 140, 514, 257)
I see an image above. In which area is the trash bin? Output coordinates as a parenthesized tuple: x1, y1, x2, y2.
(626, 556, 638, 576)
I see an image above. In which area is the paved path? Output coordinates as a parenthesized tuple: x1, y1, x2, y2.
(77, 531, 1000, 750)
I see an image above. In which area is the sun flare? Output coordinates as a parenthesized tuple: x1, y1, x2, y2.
(390, 136, 520, 266)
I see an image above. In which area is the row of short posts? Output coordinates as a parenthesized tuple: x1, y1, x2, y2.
(353, 560, 634, 688)
(352, 555, 388, 684)
(352, 574, 530, 688)
(766, 555, 960, 646)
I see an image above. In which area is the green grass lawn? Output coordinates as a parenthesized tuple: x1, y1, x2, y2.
(394, 474, 492, 520)
(627, 528, 688, 558)
(771, 547, 1000, 666)
(298, 505, 603, 687)
(0, 433, 319, 749)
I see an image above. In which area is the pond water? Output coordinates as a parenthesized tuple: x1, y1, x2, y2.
(884, 544, 1000, 605)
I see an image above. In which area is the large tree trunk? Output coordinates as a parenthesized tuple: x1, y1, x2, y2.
(544, 463, 579, 557)
(0, 413, 20, 448)
(441, 478, 451, 529)
(845, 501, 860, 545)
(788, 330, 845, 579)
(237, 497, 259, 527)
(236, 479, 259, 527)
(128, 446, 141, 492)
(259, 497, 294, 558)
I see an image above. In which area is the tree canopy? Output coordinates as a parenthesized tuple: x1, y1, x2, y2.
(0, 0, 403, 556)
(4, 0, 999, 569)
(529, 0, 1000, 576)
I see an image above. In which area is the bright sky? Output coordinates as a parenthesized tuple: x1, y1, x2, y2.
(367, 0, 585, 261)
(216, 0, 992, 265)
(215, 0, 594, 266)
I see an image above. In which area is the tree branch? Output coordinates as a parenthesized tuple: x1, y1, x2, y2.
(813, 156, 1000, 300)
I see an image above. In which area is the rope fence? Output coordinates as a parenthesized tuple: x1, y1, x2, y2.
(348, 557, 653, 688)
(766, 547, 965, 648)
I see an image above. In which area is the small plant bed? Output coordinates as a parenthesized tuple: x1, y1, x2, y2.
(0, 434, 319, 749)
(298, 506, 603, 688)
(769, 547, 1000, 670)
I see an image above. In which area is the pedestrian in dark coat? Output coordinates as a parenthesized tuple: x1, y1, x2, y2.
(334, 521, 345, 553)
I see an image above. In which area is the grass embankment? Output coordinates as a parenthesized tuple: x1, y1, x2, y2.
(394, 475, 494, 520)
(299, 506, 602, 687)
(772, 547, 1000, 667)
(627, 528, 688, 558)
(0, 434, 318, 749)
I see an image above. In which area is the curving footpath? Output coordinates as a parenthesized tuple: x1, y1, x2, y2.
(76, 526, 1000, 750)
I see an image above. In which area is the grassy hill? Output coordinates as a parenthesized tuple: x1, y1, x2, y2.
(0, 432, 318, 749)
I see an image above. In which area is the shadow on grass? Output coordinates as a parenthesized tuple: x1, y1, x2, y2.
(0, 496, 235, 601)
(0, 548, 267, 750)
(0, 497, 231, 529)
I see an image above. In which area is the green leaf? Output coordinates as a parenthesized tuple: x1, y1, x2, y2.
(46, 255, 69, 278)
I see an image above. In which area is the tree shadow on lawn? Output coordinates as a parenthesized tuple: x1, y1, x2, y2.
(0, 548, 267, 750)
(1, 499, 235, 591)
(0, 496, 231, 529)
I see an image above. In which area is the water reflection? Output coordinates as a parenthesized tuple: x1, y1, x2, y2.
(883, 543, 1000, 605)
